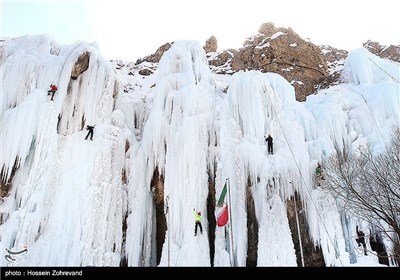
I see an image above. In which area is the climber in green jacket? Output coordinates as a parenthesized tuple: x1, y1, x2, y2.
(193, 208, 203, 236)
(315, 162, 325, 186)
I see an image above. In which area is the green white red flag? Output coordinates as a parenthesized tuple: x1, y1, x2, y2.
(217, 181, 227, 207)
(217, 204, 229, 227)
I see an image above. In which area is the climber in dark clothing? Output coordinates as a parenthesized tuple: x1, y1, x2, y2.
(85, 125, 94, 141)
(265, 134, 273, 155)
(316, 162, 325, 186)
(356, 226, 368, 256)
(47, 84, 58, 101)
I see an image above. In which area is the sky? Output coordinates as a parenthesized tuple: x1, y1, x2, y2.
(1, 0, 400, 63)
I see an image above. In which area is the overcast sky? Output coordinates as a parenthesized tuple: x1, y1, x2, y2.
(2, 0, 400, 62)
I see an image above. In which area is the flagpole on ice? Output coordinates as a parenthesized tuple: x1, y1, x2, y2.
(166, 195, 170, 267)
(227, 178, 236, 267)
(217, 178, 236, 266)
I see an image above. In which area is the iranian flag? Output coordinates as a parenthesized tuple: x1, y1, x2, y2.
(217, 181, 227, 207)
(217, 204, 229, 227)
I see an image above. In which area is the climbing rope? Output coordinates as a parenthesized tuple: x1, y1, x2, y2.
(272, 76, 398, 264)
(58, 42, 85, 84)
(340, 84, 387, 149)
(175, 85, 219, 266)
(367, 57, 400, 83)
(306, 109, 339, 159)
(258, 72, 344, 265)
(293, 192, 305, 267)
(174, 149, 203, 265)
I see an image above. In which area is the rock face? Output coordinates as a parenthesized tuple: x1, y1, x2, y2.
(287, 193, 325, 267)
(319, 45, 348, 89)
(71, 52, 90, 79)
(0, 161, 18, 198)
(204, 35, 218, 53)
(138, 68, 153, 76)
(363, 40, 400, 63)
(129, 23, 400, 102)
(230, 22, 328, 101)
(136, 42, 172, 64)
(207, 49, 236, 74)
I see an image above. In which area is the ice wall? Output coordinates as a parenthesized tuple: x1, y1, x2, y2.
(125, 41, 216, 266)
(1, 36, 399, 267)
(1, 35, 127, 266)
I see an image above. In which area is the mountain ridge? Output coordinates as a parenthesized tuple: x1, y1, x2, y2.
(131, 22, 399, 101)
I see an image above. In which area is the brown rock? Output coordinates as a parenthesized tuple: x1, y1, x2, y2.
(287, 193, 325, 266)
(319, 45, 348, 89)
(363, 40, 400, 63)
(208, 49, 236, 67)
(208, 49, 237, 74)
(204, 35, 218, 53)
(231, 23, 328, 101)
(258, 22, 276, 36)
(71, 52, 90, 80)
(136, 42, 173, 64)
(1, 159, 19, 198)
(258, 22, 293, 37)
(138, 68, 153, 76)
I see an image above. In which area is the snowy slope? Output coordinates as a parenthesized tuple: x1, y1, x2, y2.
(1, 36, 399, 267)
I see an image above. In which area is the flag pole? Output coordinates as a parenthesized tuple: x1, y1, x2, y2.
(166, 195, 170, 267)
(293, 192, 304, 267)
(227, 178, 236, 266)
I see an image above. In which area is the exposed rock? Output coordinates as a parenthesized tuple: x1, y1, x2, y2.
(207, 49, 236, 74)
(136, 42, 173, 64)
(318, 41, 400, 90)
(287, 193, 325, 266)
(206, 172, 216, 267)
(71, 52, 90, 80)
(320, 45, 348, 65)
(230, 22, 328, 101)
(319, 45, 348, 89)
(138, 68, 153, 76)
(246, 176, 258, 267)
(151, 169, 166, 265)
(204, 35, 218, 53)
(258, 22, 299, 37)
(120, 23, 400, 101)
(208, 50, 233, 66)
(363, 40, 400, 63)
(0, 180, 11, 198)
(258, 22, 276, 36)
(1, 159, 19, 198)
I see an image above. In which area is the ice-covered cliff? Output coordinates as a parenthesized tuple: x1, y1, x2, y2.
(1, 35, 399, 266)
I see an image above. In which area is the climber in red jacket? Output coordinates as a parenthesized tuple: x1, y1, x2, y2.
(47, 84, 58, 101)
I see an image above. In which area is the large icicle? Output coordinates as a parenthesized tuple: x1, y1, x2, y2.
(125, 40, 216, 266)
(216, 70, 311, 266)
(0, 35, 126, 266)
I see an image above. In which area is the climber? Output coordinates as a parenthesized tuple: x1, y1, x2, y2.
(356, 226, 368, 256)
(316, 162, 325, 186)
(193, 208, 203, 236)
(85, 125, 94, 141)
(47, 84, 58, 101)
(265, 134, 273, 155)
